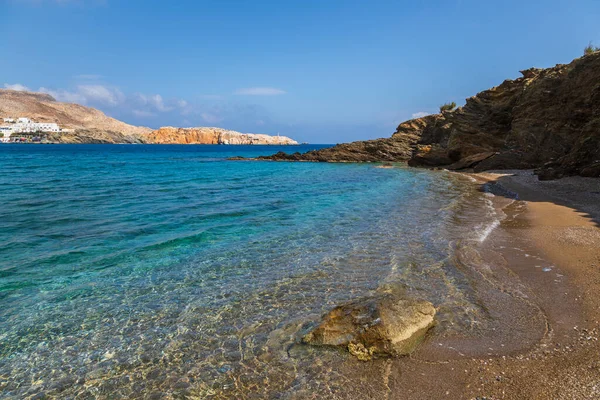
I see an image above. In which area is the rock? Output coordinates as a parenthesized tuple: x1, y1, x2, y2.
(347, 342, 375, 361)
(408, 144, 453, 167)
(252, 52, 600, 180)
(446, 151, 497, 170)
(580, 161, 600, 177)
(302, 293, 436, 360)
(253, 135, 420, 162)
(536, 167, 564, 181)
(145, 127, 298, 145)
(44, 128, 146, 144)
(473, 151, 535, 172)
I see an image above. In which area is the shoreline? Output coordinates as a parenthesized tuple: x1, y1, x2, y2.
(436, 170, 600, 398)
(331, 168, 600, 399)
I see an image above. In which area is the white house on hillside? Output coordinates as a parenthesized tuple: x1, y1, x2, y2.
(0, 116, 62, 142)
(0, 126, 12, 142)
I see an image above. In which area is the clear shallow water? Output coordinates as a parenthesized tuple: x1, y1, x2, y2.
(0, 145, 494, 398)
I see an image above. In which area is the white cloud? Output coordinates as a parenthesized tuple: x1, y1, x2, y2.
(201, 112, 223, 124)
(135, 93, 174, 112)
(43, 85, 191, 116)
(234, 87, 286, 96)
(39, 87, 87, 103)
(38, 84, 124, 106)
(4, 83, 31, 91)
(3, 82, 274, 129)
(411, 111, 431, 119)
(132, 110, 155, 118)
(77, 85, 124, 106)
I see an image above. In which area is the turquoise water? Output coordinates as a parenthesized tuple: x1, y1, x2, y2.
(0, 144, 490, 398)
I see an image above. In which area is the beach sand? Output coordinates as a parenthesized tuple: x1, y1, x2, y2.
(325, 170, 600, 399)
(455, 170, 600, 399)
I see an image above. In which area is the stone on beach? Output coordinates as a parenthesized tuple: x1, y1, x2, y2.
(302, 293, 436, 360)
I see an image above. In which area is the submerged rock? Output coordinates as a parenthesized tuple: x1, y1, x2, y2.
(302, 293, 436, 360)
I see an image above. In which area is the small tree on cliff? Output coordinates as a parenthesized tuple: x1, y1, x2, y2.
(584, 42, 600, 55)
(439, 102, 457, 113)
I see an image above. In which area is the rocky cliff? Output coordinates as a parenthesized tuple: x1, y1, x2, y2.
(145, 127, 298, 145)
(257, 52, 600, 179)
(43, 129, 146, 144)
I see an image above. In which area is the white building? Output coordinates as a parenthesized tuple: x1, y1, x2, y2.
(0, 117, 62, 142)
(13, 121, 60, 133)
(0, 126, 12, 142)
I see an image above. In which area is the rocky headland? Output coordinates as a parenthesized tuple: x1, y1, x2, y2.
(0, 89, 298, 145)
(146, 127, 297, 145)
(253, 52, 600, 180)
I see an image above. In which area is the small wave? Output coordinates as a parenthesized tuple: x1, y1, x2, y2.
(476, 219, 501, 243)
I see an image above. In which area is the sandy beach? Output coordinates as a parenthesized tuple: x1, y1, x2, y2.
(456, 170, 600, 399)
(396, 170, 600, 399)
(318, 170, 600, 400)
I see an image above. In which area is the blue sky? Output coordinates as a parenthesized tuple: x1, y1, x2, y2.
(1, 0, 599, 143)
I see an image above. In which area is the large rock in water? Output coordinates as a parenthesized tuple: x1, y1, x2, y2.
(302, 293, 436, 360)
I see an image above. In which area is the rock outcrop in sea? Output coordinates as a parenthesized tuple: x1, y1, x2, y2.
(303, 291, 436, 360)
(146, 127, 298, 145)
(255, 52, 600, 179)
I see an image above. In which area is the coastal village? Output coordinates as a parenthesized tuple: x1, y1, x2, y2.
(0, 117, 71, 143)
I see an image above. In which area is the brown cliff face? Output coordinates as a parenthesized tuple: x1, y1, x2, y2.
(405, 51, 600, 179)
(256, 52, 600, 179)
(44, 129, 146, 144)
(145, 127, 298, 145)
(256, 136, 419, 162)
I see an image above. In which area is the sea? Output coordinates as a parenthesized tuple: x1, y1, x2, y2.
(0, 144, 523, 398)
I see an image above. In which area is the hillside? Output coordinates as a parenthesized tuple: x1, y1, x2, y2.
(258, 52, 600, 179)
(0, 89, 150, 141)
(0, 89, 298, 145)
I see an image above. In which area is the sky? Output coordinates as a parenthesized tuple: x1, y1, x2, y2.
(1, 0, 599, 143)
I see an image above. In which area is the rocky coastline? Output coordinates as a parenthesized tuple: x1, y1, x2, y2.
(144, 126, 298, 145)
(246, 52, 600, 180)
(232, 52, 600, 367)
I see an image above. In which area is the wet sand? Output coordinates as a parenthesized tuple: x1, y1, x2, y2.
(326, 170, 600, 399)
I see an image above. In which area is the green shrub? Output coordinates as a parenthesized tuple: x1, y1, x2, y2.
(584, 42, 600, 55)
(439, 102, 457, 112)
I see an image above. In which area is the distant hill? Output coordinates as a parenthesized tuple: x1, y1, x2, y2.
(0, 89, 150, 143)
(0, 89, 298, 145)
